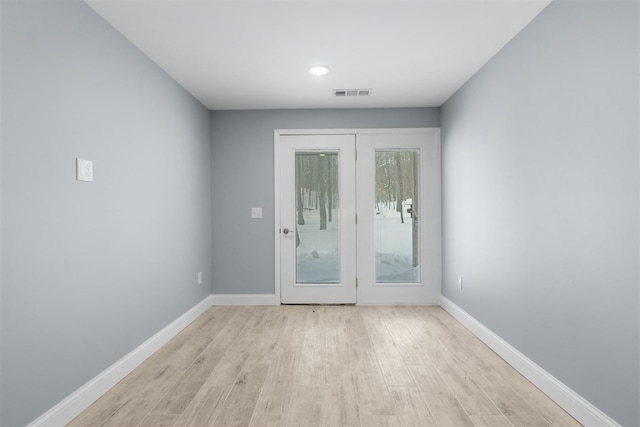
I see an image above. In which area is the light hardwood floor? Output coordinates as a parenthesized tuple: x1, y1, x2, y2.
(68, 305, 581, 427)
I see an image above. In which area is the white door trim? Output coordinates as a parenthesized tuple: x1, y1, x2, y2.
(274, 128, 441, 305)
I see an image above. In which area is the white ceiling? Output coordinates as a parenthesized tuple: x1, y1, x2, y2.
(85, 0, 550, 110)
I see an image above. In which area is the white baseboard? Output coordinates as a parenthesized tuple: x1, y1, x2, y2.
(210, 293, 278, 306)
(439, 296, 620, 427)
(28, 295, 215, 427)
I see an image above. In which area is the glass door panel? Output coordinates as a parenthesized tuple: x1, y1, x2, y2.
(295, 152, 340, 284)
(374, 150, 420, 283)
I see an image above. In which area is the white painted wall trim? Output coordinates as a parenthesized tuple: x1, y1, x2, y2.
(274, 130, 283, 304)
(439, 296, 620, 427)
(210, 293, 278, 306)
(27, 295, 215, 427)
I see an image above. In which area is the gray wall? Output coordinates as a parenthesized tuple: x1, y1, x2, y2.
(210, 108, 439, 294)
(0, 1, 212, 425)
(441, 1, 639, 426)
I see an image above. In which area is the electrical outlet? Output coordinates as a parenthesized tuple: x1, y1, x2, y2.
(251, 207, 263, 219)
(198, 272, 203, 285)
(458, 276, 463, 290)
(76, 158, 93, 182)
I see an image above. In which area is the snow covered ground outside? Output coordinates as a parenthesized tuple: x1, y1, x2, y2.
(296, 202, 419, 283)
(374, 203, 420, 283)
(296, 208, 340, 283)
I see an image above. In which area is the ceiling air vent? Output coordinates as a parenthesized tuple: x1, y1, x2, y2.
(333, 89, 372, 97)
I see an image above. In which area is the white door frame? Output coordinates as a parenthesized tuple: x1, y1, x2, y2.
(274, 128, 441, 305)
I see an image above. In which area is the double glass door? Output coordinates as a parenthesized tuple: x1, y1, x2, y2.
(277, 129, 440, 304)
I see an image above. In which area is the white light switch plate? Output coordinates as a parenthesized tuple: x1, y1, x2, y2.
(76, 158, 93, 182)
(251, 207, 263, 219)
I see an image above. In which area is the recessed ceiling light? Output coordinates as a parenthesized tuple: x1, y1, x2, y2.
(308, 65, 330, 76)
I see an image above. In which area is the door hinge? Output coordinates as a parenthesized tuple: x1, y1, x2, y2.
(355, 149, 358, 160)
(355, 214, 358, 224)
(356, 277, 358, 288)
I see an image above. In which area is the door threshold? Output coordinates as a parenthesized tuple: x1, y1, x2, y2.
(280, 303, 356, 306)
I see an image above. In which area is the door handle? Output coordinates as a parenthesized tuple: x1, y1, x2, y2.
(283, 228, 291, 235)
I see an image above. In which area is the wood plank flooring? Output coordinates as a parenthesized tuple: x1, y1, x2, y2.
(68, 305, 581, 427)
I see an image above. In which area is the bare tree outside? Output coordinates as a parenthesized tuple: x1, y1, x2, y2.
(411, 152, 419, 267)
(395, 152, 405, 224)
(318, 154, 328, 230)
(375, 151, 417, 215)
(327, 157, 333, 222)
(295, 154, 305, 226)
(295, 152, 339, 234)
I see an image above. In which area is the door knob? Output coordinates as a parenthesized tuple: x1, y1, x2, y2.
(283, 228, 291, 235)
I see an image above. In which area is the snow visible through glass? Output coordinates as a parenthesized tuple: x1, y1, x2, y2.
(375, 151, 420, 283)
(295, 152, 340, 284)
